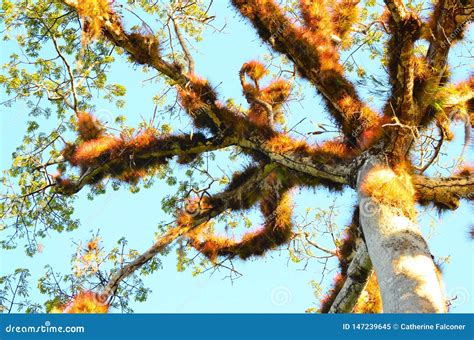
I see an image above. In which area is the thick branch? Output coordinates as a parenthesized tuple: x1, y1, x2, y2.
(59, 0, 360, 194)
(386, 1, 472, 159)
(56, 134, 235, 195)
(384, 1, 421, 120)
(384, 0, 410, 23)
(418, 0, 474, 115)
(239, 137, 353, 186)
(231, 0, 379, 140)
(101, 163, 278, 298)
(413, 173, 474, 209)
(62, 0, 235, 135)
(382, 5, 422, 161)
(329, 242, 373, 313)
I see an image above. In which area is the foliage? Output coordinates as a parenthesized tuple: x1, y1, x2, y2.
(1, 0, 472, 314)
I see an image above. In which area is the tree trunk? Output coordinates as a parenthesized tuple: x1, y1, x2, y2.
(357, 156, 446, 313)
(329, 243, 372, 313)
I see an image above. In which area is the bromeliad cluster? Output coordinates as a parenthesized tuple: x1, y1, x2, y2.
(50, 291, 109, 313)
(74, 0, 115, 45)
(185, 169, 295, 261)
(55, 111, 210, 193)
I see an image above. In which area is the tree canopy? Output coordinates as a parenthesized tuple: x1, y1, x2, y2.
(0, 0, 472, 313)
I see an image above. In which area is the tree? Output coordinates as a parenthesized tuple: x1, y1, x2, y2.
(0, 0, 472, 313)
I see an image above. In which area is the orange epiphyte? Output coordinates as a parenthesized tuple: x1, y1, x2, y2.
(182, 74, 215, 99)
(119, 169, 147, 183)
(455, 165, 473, 177)
(357, 115, 386, 150)
(177, 212, 194, 229)
(71, 136, 123, 166)
(413, 57, 430, 80)
(361, 166, 416, 218)
(317, 140, 353, 159)
(299, 0, 333, 35)
(338, 95, 359, 115)
(87, 239, 98, 251)
(193, 236, 235, 260)
(241, 61, 269, 82)
(261, 79, 291, 105)
(332, 0, 359, 44)
(77, 112, 104, 141)
(239, 60, 292, 127)
(186, 73, 208, 86)
(66, 291, 108, 313)
(53, 291, 108, 314)
(125, 128, 158, 150)
(353, 273, 382, 313)
(178, 88, 206, 114)
(76, 0, 113, 43)
(267, 134, 309, 154)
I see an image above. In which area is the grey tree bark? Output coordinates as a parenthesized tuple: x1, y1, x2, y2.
(357, 156, 446, 313)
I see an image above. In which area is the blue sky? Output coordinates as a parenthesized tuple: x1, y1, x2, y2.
(1, 1, 472, 313)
